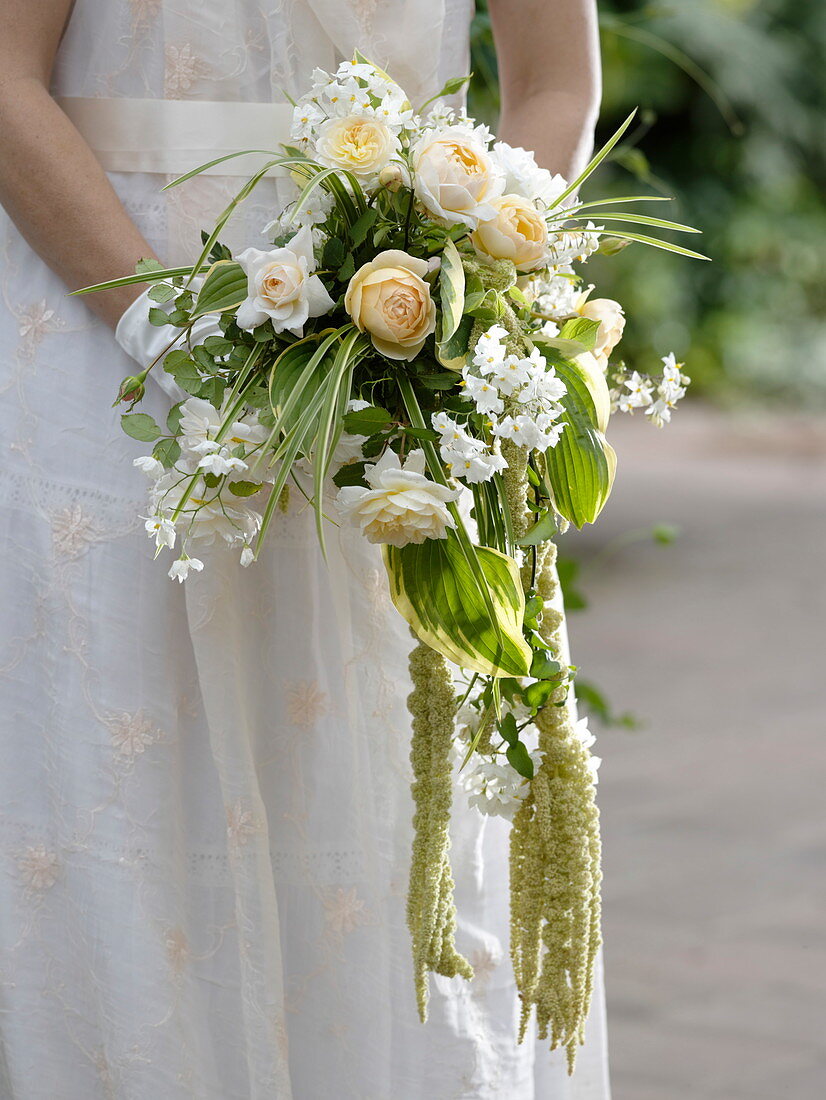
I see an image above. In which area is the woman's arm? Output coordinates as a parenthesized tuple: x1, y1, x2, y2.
(0, 0, 158, 328)
(489, 0, 601, 181)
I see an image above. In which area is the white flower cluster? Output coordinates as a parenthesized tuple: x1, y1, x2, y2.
(546, 222, 602, 268)
(463, 753, 539, 820)
(457, 712, 600, 821)
(610, 353, 690, 427)
(290, 61, 413, 144)
(436, 324, 567, 462)
(136, 397, 269, 580)
(265, 184, 334, 242)
(431, 411, 507, 484)
(529, 266, 582, 320)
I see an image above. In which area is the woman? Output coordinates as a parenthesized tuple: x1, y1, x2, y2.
(0, 1, 608, 1096)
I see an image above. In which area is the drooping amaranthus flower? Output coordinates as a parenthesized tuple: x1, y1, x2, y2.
(406, 639, 473, 1020)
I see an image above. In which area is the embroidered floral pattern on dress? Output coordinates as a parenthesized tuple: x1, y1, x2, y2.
(105, 710, 165, 759)
(322, 886, 369, 940)
(17, 844, 59, 893)
(164, 43, 211, 98)
(51, 503, 100, 559)
(225, 801, 264, 851)
(165, 925, 190, 975)
(16, 299, 62, 360)
(285, 679, 329, 728)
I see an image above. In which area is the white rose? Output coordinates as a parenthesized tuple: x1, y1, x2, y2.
(335, 449, 459, 547)
(470, 194, 549, 271)
(579, 297, 626, 369)
(315, 115, 399, 187)
(411, 125, 504, 229)
(491, 142, 568, 209)
(235, 226, 334, 334)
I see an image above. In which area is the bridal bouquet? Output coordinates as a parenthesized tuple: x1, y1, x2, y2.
(82, 54, 704, 1070)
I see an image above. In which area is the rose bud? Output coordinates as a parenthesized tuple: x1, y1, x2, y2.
(114, 371, 147, 407)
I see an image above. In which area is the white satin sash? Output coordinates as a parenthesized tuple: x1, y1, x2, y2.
(57, 97, 294, 176)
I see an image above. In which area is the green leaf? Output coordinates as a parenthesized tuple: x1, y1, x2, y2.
(152, 437, 181, 468)
(418, 370, 461, 391)
(192, 345, 218, 372)
(203, 335, 234, 356)
(401, 426, 439, 442)
(538, 350, 617, 528)
(323, 237, 347, 268)
(148, 283, 177, 304)
(499, 712, 518, 745)
(517, 510, 557, 547)
(121, 412, 162, 442)
(349, 207, 378, 247)
(135, 258, 165, 275)
(548, 109, 639, 210)
(192, 260, 248, 317)
(523, 679, 556, 710)
(166, 401, 184, 434)
(342, 405, 393, 435)
(228, 480, 264, 497)
(594, 229, 710, 262)
(148, 307, 172, 327)
(438, 237, 465, 345)
(332, 460, 368, 488)
(436, 313, 473, 371)
(71, 264, 200, 297)
(338, 253, 355, 282)
(162, 352, 202, 394)
(530, 650, 561, 679)
(557, 316, 601, 352)
(383, 534, 532, 678)
(506, 741, 535, 779)
(439, 74, 471, 97)
(197, 377, 226, 407)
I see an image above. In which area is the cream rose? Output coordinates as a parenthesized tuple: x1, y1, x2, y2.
(235, 227, 334, 334)
(470, 194, 549, 271)
(410, 125, 504, 229)
(344, 250, 436, 361)
(315, 115, 398, 186)
(335, 449, 459, 547)
(579, 297, 626, 368)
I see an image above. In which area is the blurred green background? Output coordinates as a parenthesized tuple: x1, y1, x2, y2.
(469, 0, 826, 407)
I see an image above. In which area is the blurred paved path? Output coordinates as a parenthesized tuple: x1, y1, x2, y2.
(560, 405, 826, 1100)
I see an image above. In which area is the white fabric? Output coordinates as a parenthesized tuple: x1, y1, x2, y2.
(0, 2, 611, 1097)
(115, 285, 222, 401)
(58, 97, 295, 176)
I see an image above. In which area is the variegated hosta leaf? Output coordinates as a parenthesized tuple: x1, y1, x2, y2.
(540, 349, 616, 528)
(438, 237, 465, 345)
(191, 260, 248, 317)
(383, 535, 532, 678)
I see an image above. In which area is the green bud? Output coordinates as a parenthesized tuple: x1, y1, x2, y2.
(114, 370, 148, 407)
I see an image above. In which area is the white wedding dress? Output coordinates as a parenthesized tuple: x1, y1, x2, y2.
(0, 2, 610, 1097)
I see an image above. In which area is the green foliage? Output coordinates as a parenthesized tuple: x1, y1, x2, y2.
(383, 536, 533, 678)
(120, 412, 161, 442)
(542, 356, 617, 528)
(192, 260, 247, 316)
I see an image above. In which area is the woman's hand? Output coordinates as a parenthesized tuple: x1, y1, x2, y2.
(489, 0, 601, 182)
(0, 0, 158, 327)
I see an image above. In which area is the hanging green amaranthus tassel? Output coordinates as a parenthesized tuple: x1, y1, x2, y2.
(406, 638, 473, 1020)
(502, 441, 602, 1074)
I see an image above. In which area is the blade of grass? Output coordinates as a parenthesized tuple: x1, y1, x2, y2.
(548, 110, 638, 210)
